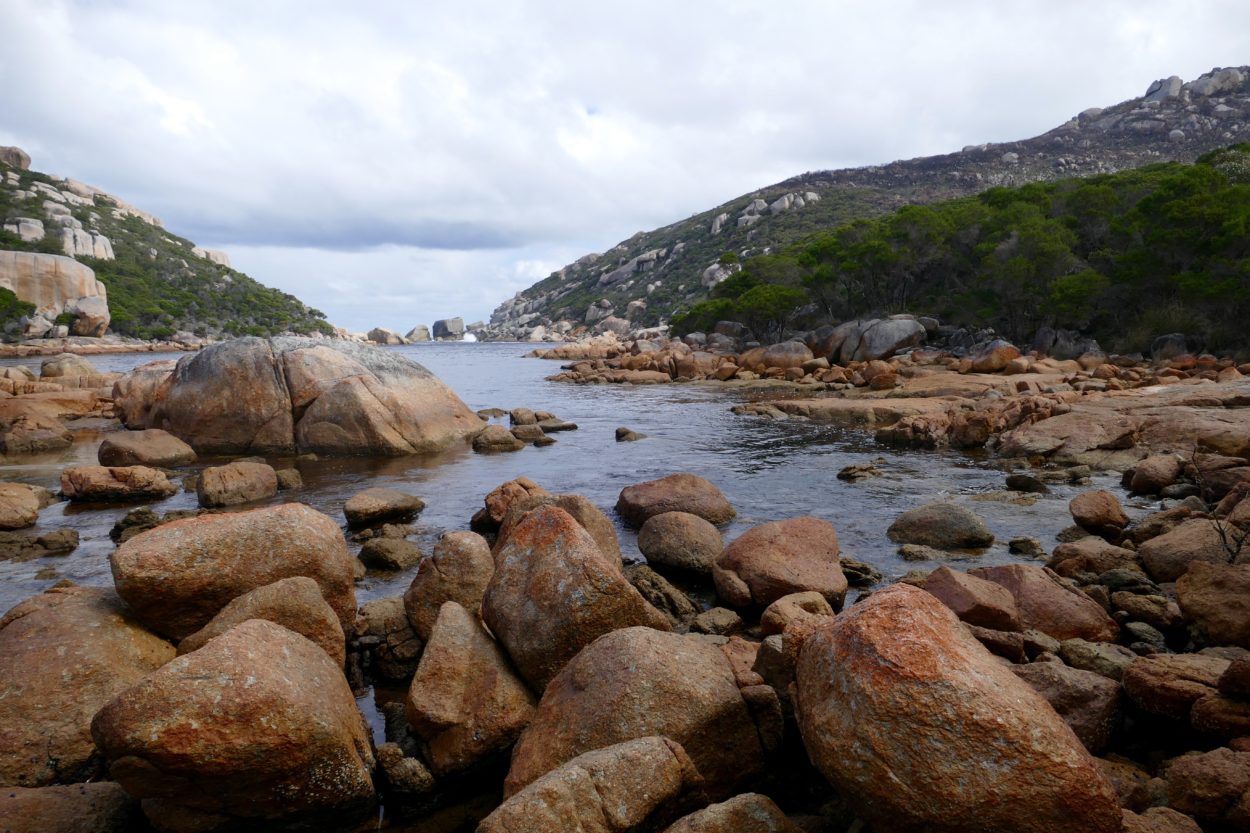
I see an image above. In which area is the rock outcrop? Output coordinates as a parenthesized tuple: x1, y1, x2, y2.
(0, 251, 110, 335)
(126, 336, 483, 455)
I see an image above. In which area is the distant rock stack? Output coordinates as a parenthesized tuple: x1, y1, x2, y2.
(0, 146, 31, 171)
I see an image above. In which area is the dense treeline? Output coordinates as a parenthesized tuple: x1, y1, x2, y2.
(675, 145, 1250, 354)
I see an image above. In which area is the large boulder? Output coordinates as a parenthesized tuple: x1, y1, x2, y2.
(482, 505, 670, 691)
(195, 460, 277, 507)
(637, 511, 723, 573)
(432, 317, 465, 339)
(40, 353, 95, 379)
(97, 429, 196, 468)
(176, 576, 346, 666)
(795, 583, 1122, 833)
(968, 564, 1119, 642)
(851, 318, 926, 361)
(616, 473, 736, 528)
(65, 295, 110, 337)
(760, 341, 813, 370)
(480, 737, 701, 833)
(0, 252, 106, 321)
(1177, 561, 1250, 648)
(506, 627, 771, 799)
(713, 517, 847, 610)
(139, 337, 482, 455)
(1138, 518, 1232, 582)
(404, 601, 536, 776)
(968, 339, 1021, 373)
(1166, 746, 1250, 830)
(0, 584, 174, 787)
(887, 502, 994, 549)
(403, 531, 494, 641)
(91, 620, 375, 831)
(110, 503, 357, 640)
(1122, 653, 1227, 720)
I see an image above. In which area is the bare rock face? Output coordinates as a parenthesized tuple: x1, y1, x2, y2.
(0, 145, 31, 169)
(91, 619, 375, 832)
(480, 737, 701, 833)
(713, 517, 847, 610)
(616, 473, 736, 528)
(59, 465, 178, 502)
(137, 337, 482, 455)
(1177, 561, 1250, 648)
(482, 505, 670, 692)
(97, 429, 196, 468)
(0, 252, 107, 320)
(967, 564, 1119, 642)
(176, 576, 346, 666)
(795, 583, 1122, 833)
(661, 792, 804, 833)
(404, 601, 536, 776)
(110, 502, 357, 640)
(0, 584, 174, 787)
(195, 460, 277, 507)
(506, 626, 769, 800)
(0, 782, 142, 833)
(403, 531, 494, 642)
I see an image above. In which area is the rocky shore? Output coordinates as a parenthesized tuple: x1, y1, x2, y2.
(0, 336, 1248, 832)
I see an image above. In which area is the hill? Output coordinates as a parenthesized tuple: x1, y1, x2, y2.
(0, 148, 333, 342)
(481, 67, 1250, 342)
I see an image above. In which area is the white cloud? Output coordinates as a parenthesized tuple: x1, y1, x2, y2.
(1, 0, 1248, 330)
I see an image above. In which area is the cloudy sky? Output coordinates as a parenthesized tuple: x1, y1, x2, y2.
(2, 1, 1248, 332)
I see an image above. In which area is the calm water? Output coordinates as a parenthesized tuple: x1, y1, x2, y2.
(0, 341, 1144, 614)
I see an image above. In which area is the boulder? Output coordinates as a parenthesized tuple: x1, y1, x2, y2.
(1138, 518, 1233, 583)
(479, 476, 549, 530)
(110, 503, 357, 640)
(616, 473, 736, 528)
(66, 295, 110, 337)
(851, 318, 926, 361)
(480, 737, 701, 833)
(359, 537, 423, 571)
(1131, 455, 1184, 494)
(760, 341, 813, 370)
(0, 782, 142, 833)
(638, 511, 723, 573)
(40, 354, 95, 379)
(887, 502, 994, 550)
(403, 531, 494, 641)
(494, 492, 623, 564)
(367, 327, 404, 345)
(968, 564, 1119, 642)
(0, 400, 72, 454)
(404, 601, 536, 775)
(1177, 562, 1250, 648)
(506, 627, 769, 799)
(923, 565, 1021, 631)
(432, 317, 465, 339)
(343, 486, 425, 528)
(97, 429, 196, 468)
(1166, 746, 1250, 830)
(795, 583, 1122, 833)
(473, 423, 526, 452)
(196, 460, 277, 507)
(357, 597, 422, 681)
(482, 505, 670, 691)
(1011, 662, 1122, 753)
(0, 482, 43, 530)
(1047, 537, 1140, 579)
(661, 793, 803, 833)
(176, 576, 346, 666)
(0, 145, 31, 169)
(712, 517, 847, 610)
(969, 339, 1021, 373)
(91, 620, 375, 831)
(1060, 639, 1138, 681)
(112, 359, 177, 428)
(1120, 807, 1203, 833)
(142, 337, 483, 455)
(0, 253, 106, 327)
(759, 591, 835, 636)
(0, 584, 174, 787)
(1069, 490, 1129, 538)
(59, 465, 177, 502)
(1122, 653, 1227, 719)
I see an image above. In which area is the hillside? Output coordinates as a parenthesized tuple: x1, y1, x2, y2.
(0, 149, 333, 341)
(482, 66, 1250, 341)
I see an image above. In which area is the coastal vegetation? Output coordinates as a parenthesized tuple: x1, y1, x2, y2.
(674, 145, 1250, 353)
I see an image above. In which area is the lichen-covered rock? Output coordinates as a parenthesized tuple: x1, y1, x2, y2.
(795, 583, 1121, 833)
(616, 473, 736, 528)
(403, 531, 493, 641)
(0, 584, 174, 787)
(59, 465, 177, 503)
(110, 503, 357, 640)
(713, 517, 847, 610)
(506, 627, 769, 799)
(1138, 518, 1231, 583)
(482, 505, 670, 691)
(91, 619, 375, 831)
(480, 737, 701, 833)
(404, 601, 535, 775)
(494, 492, 623, 563)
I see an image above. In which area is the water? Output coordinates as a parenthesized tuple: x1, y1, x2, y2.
(0, 341, 1141, 615)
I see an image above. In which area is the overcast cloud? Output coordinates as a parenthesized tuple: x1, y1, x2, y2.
(2, 0, 1248, 332)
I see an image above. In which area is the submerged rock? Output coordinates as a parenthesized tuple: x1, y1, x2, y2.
(795, 583, 1121, 833)
(887, 502, 994, 549)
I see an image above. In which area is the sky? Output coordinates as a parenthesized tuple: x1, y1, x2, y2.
(2, 1, 1249, 333)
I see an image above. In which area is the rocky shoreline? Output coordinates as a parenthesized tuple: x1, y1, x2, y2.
(0, 336, 1247, 832)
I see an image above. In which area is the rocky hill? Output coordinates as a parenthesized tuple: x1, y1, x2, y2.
(482, 66, 1250, 341)
(0, 148, 333, 342)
